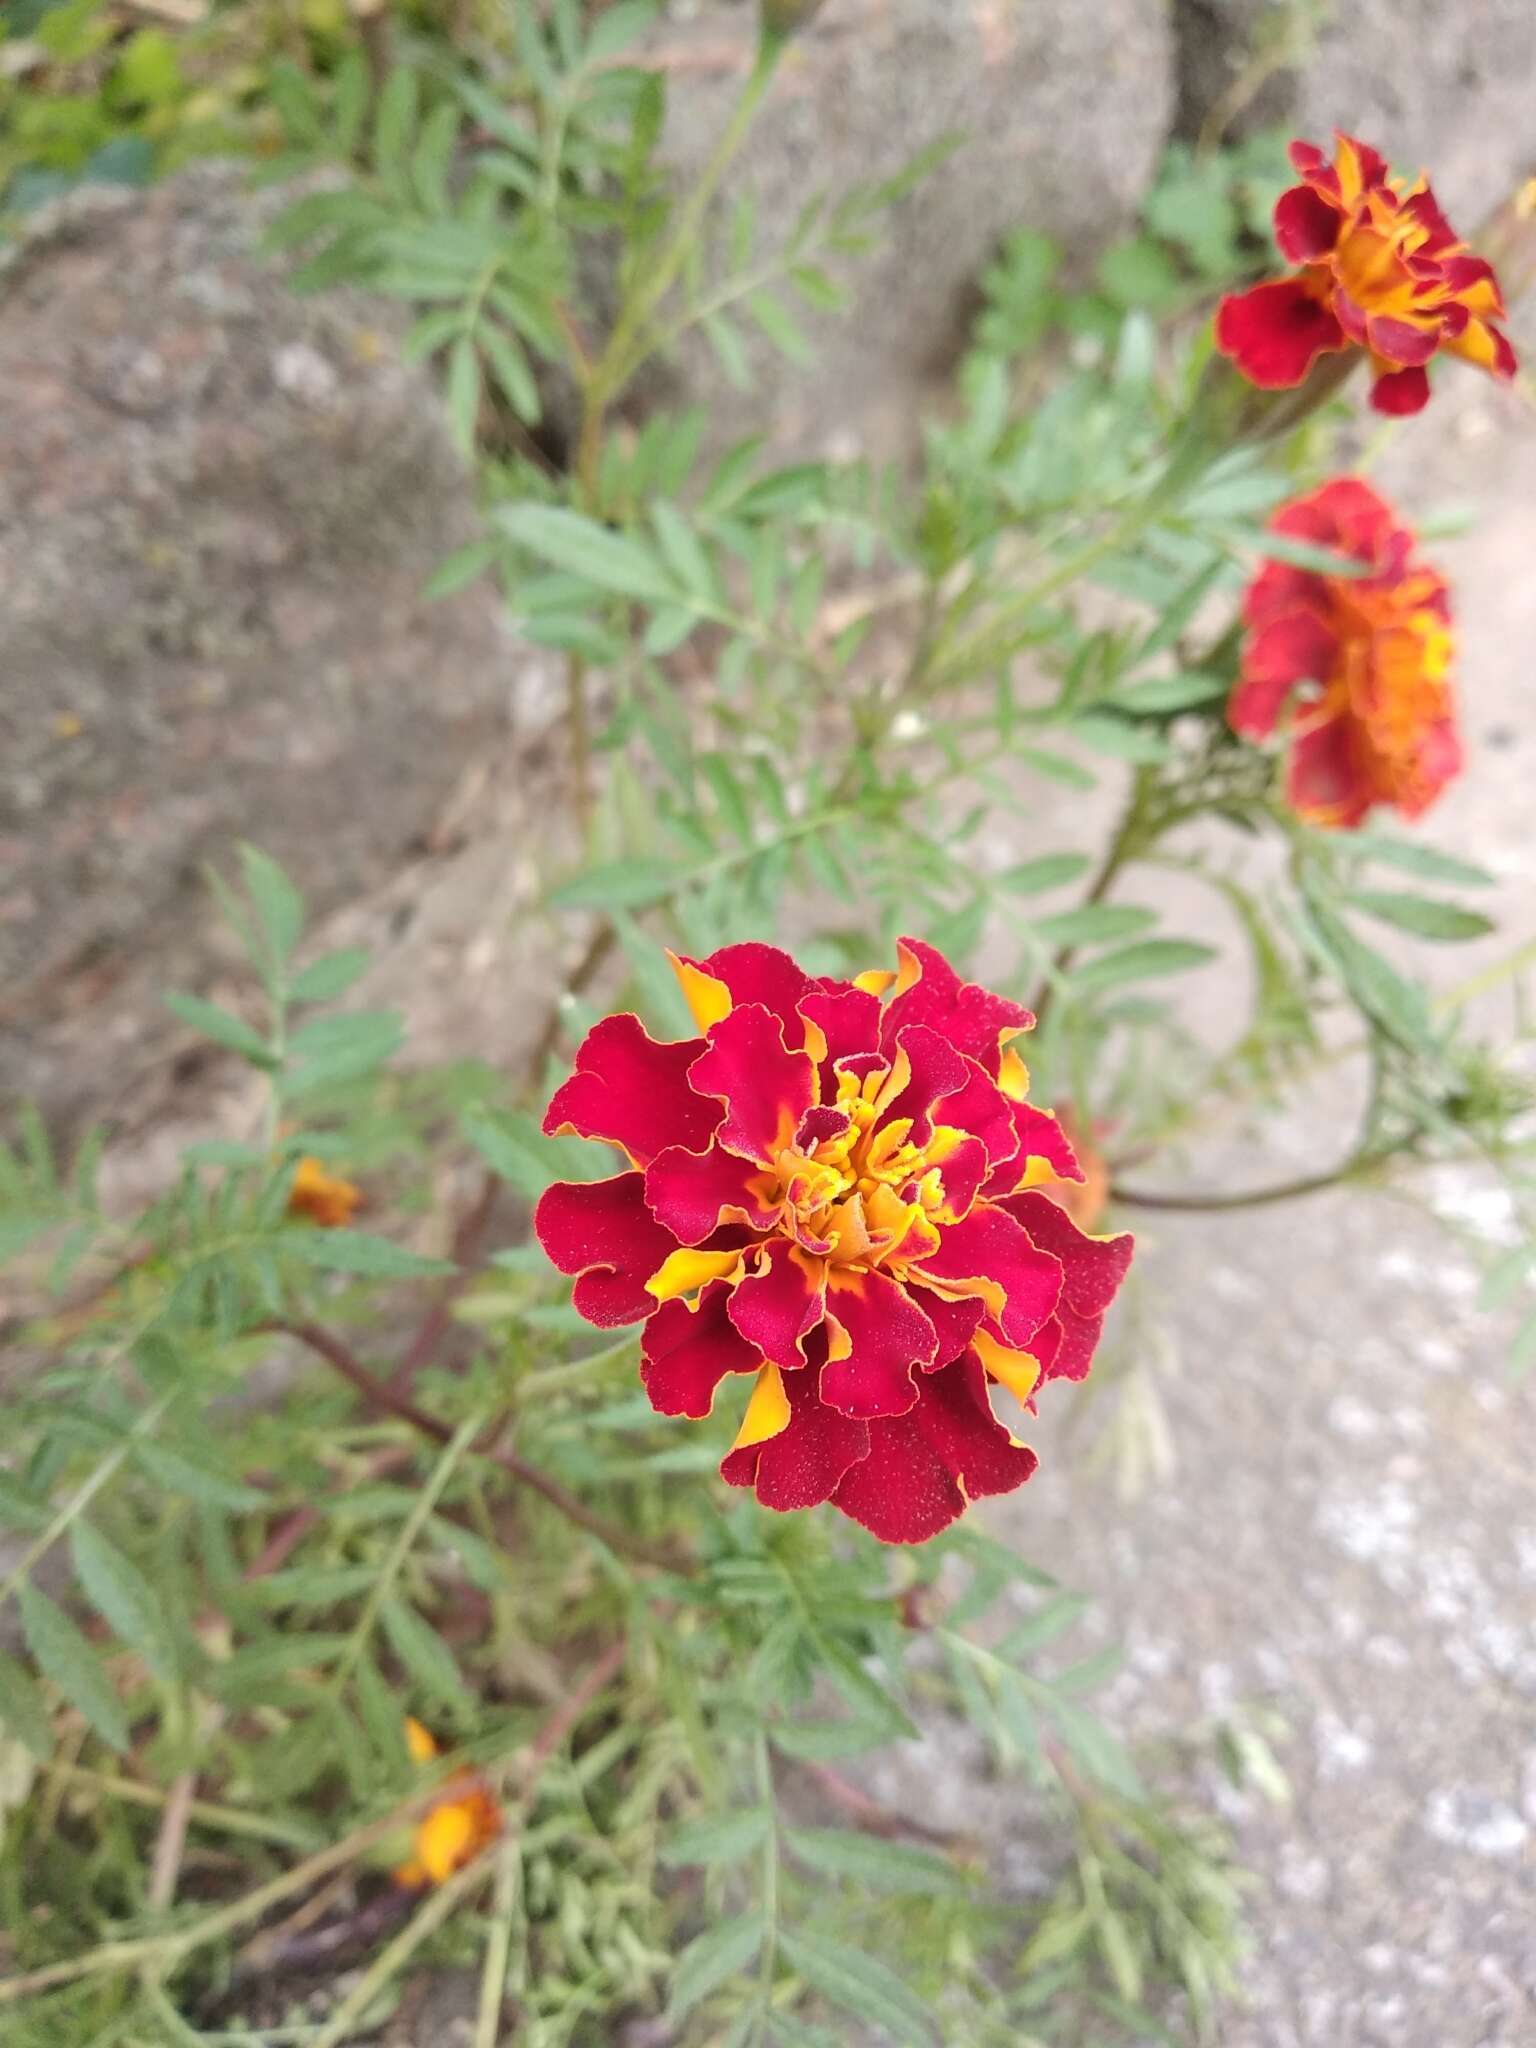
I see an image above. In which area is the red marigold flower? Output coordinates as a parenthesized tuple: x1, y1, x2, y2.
(1230, 477, 1461, 828)
(1216, 133, 1517, 416)
(287, 1156, 362, 1228)
(534, 942, 1133, 1545)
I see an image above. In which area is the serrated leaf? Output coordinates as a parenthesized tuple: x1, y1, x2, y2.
(995, 853, 1091, 895)
(659, 1807, 770, 1868)
(237, 845, 305, 963)
(289, 947, 371, 1004)
(70, 1524, 179, 1685)
(134, 1442, 268, 1512)
(0, 1650, 53, 1760)
(1346, 890, 1493, 942)
(284, 1229, 454, 1278)
(547, 859, 677, 911)
(497, 504, 677, 602)
(446, 333, 481, 459)
(19, 1584, 129, 1752)
(1109, 670, 1228, 714)
(770, 1718, 887, 1761)
(746, 289, 813, 364)
(778, 1930, 935, 2048)
(380, 1597, 469, 1708)
(479, 322, 541, 423)
(667, 1912, 764, 2021)
(785, 1827, 967, 1897)
(1031, 904, 1157, 948)
(1350, 831, 1493, 888)
(1068, 938, 1215, 996)
(1067, 713, 1172, 764)
(162, 993, 274, 1066)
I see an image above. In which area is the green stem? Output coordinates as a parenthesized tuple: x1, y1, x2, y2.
(1029, 767, 1151, 1026)
(748, 1729, 780, 2045)
(1110, 1152, 1392, 1213)
(517, 1332, 639, 1404)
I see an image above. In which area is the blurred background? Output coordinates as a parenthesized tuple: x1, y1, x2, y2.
(3, 2, 1535, 2041)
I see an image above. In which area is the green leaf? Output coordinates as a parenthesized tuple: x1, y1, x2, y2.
(289, 947, 371, 1004)
(778, 1930, 935, 2048)
(133, 1443, 268, 1512)
(1067, 714, 1171, 764)
(667, 1912, 764, 2021)
(1068, 938, 1215, 996)
(284, 1229, 454, 1278)
(70, 1523, 179, 1685)
(380, 1597, 469, 1709)
(237, 844, 305, 963)
(1108, 670, 1228, 714)
(1350, 830, 1493, 889)
(1302, 894, 1434, 1051)
(0, 1650, 54, 1760)
(1234, 527, 1373, 579)
(283, 1009, 403, 1093)
(770, 1717, 889, 1761)
(547, 859, 677, 912)
(446, 334, 481, 460)
(162, 993, 273, 1066)
(496, 504, 677, 602)
(478, 322, 541, 423)
(0, 1473, 51, 1534)
(785, 1827, 968, 1897)
(1031, 904, 1157, 948)
(1510, 1306, 1536, 1376)
(996, 853, 1092, 895)
(19, 1583, 129, 1752)
(659, 1807, 770, 1868)
(746, 289, 813, 364)
(373, 65, 419, 186)
(1346, 890, 1494, 942)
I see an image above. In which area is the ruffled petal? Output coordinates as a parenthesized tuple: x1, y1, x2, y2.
(997, 1191, 1133, 1317)
(640, 1281, 762, 1418)
(677, 943, 815, 1044)
(880, 938, 1033, 1078)
(996, 1102, 1085, 1198)
(721, 1357, 870, 1511)
(1215, 278, 1346, 389)
(645, 1140, 778, 1246)
(876, 1023, 973, 1143)
(912, 1204, 1063, 1350)
(832, 1352, 1038, 1544)
(1287, 714, 1371, 826)
(1274, 182, 1340, 262)
(820, 1267, 938, 1420)
(543, 1015, 719, 1166)
(800, 984, 883, 1082)
(534, 1173, 677, 1328)
(727, 1235, 827, 1370)
(906, 1282, 985, 1367)
(688, 1003, 818, 1165)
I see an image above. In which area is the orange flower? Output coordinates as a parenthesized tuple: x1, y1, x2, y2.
(394, 1718, 503, 1889)
(1229, 478, 1461, 829)
(287, 1156, 361, 1228)
(1216, 133, 1516, 416)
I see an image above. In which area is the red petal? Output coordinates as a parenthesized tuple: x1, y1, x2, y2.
(832, 1352, 1038, 1544)
(997, 1191, 1133, 1317)
(720, 1361, 869, 1511)
(1215, 278, 1346, 389)
(906, 1283, 985, 1366)
(881, 938, 1033, 1078)
(543, 1015, 719, 1167)
(1369, 364, 1430, 415)
(879, 1023, 972, 1143)
(934, 1061, 1021, 1179)
(934, 1133, 991, 1220)
(1288, 138, 1328, 176)
(688, 1003, 817, 1165)
(1288, 715, 1370, 826)
(1365, 314, 1438, 367)
(1231, 608, 1339, 736)
(687, 943, 814, 1040)
(645, 1140, 778, 1246)
(727, 1236, 826, 1369)
(820, 1269, 937, 1420)
(534, 1173, 676, 1328)
(1274, 183, 1340, 262)
(913, 1204, 1063, 1349)
(800, 984, 882, 1087)
(988, 1102, 1084, 1199)
(1031, 1300, 1107, 1386)
(640, 1281, 761, 1418)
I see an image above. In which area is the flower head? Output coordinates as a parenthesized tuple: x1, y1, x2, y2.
(534, 942, 1132, 1544)
(1230, 477, 1460, 828)
(394, 1718, 502, 1889)
(287, 1156, 361, 1228)
(1216, 133, 1516, 415)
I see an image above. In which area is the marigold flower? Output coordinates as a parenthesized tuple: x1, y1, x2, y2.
(394, 1718, 503, 1889)
(534, 942, 1132, 1545)
(287, 1156, 361, 1228)
(1229, 477, 1461, 828)
(1216, 133, 1517, 416)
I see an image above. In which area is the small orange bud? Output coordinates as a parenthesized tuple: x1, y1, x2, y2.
(287, 1156, 361, 1229)
(394, 1720, 503, 1890)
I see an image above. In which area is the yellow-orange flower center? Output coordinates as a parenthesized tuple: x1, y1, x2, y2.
(1312, 572, 1456, 808)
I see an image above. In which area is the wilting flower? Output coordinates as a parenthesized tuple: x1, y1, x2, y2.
(535, 942, 1132, 1544)
(287, 1156, 361, 1228)
(394, 1718, 502, 1888)
(1216, 133, 1517, 415)
(1229, 477, 1460, 828)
